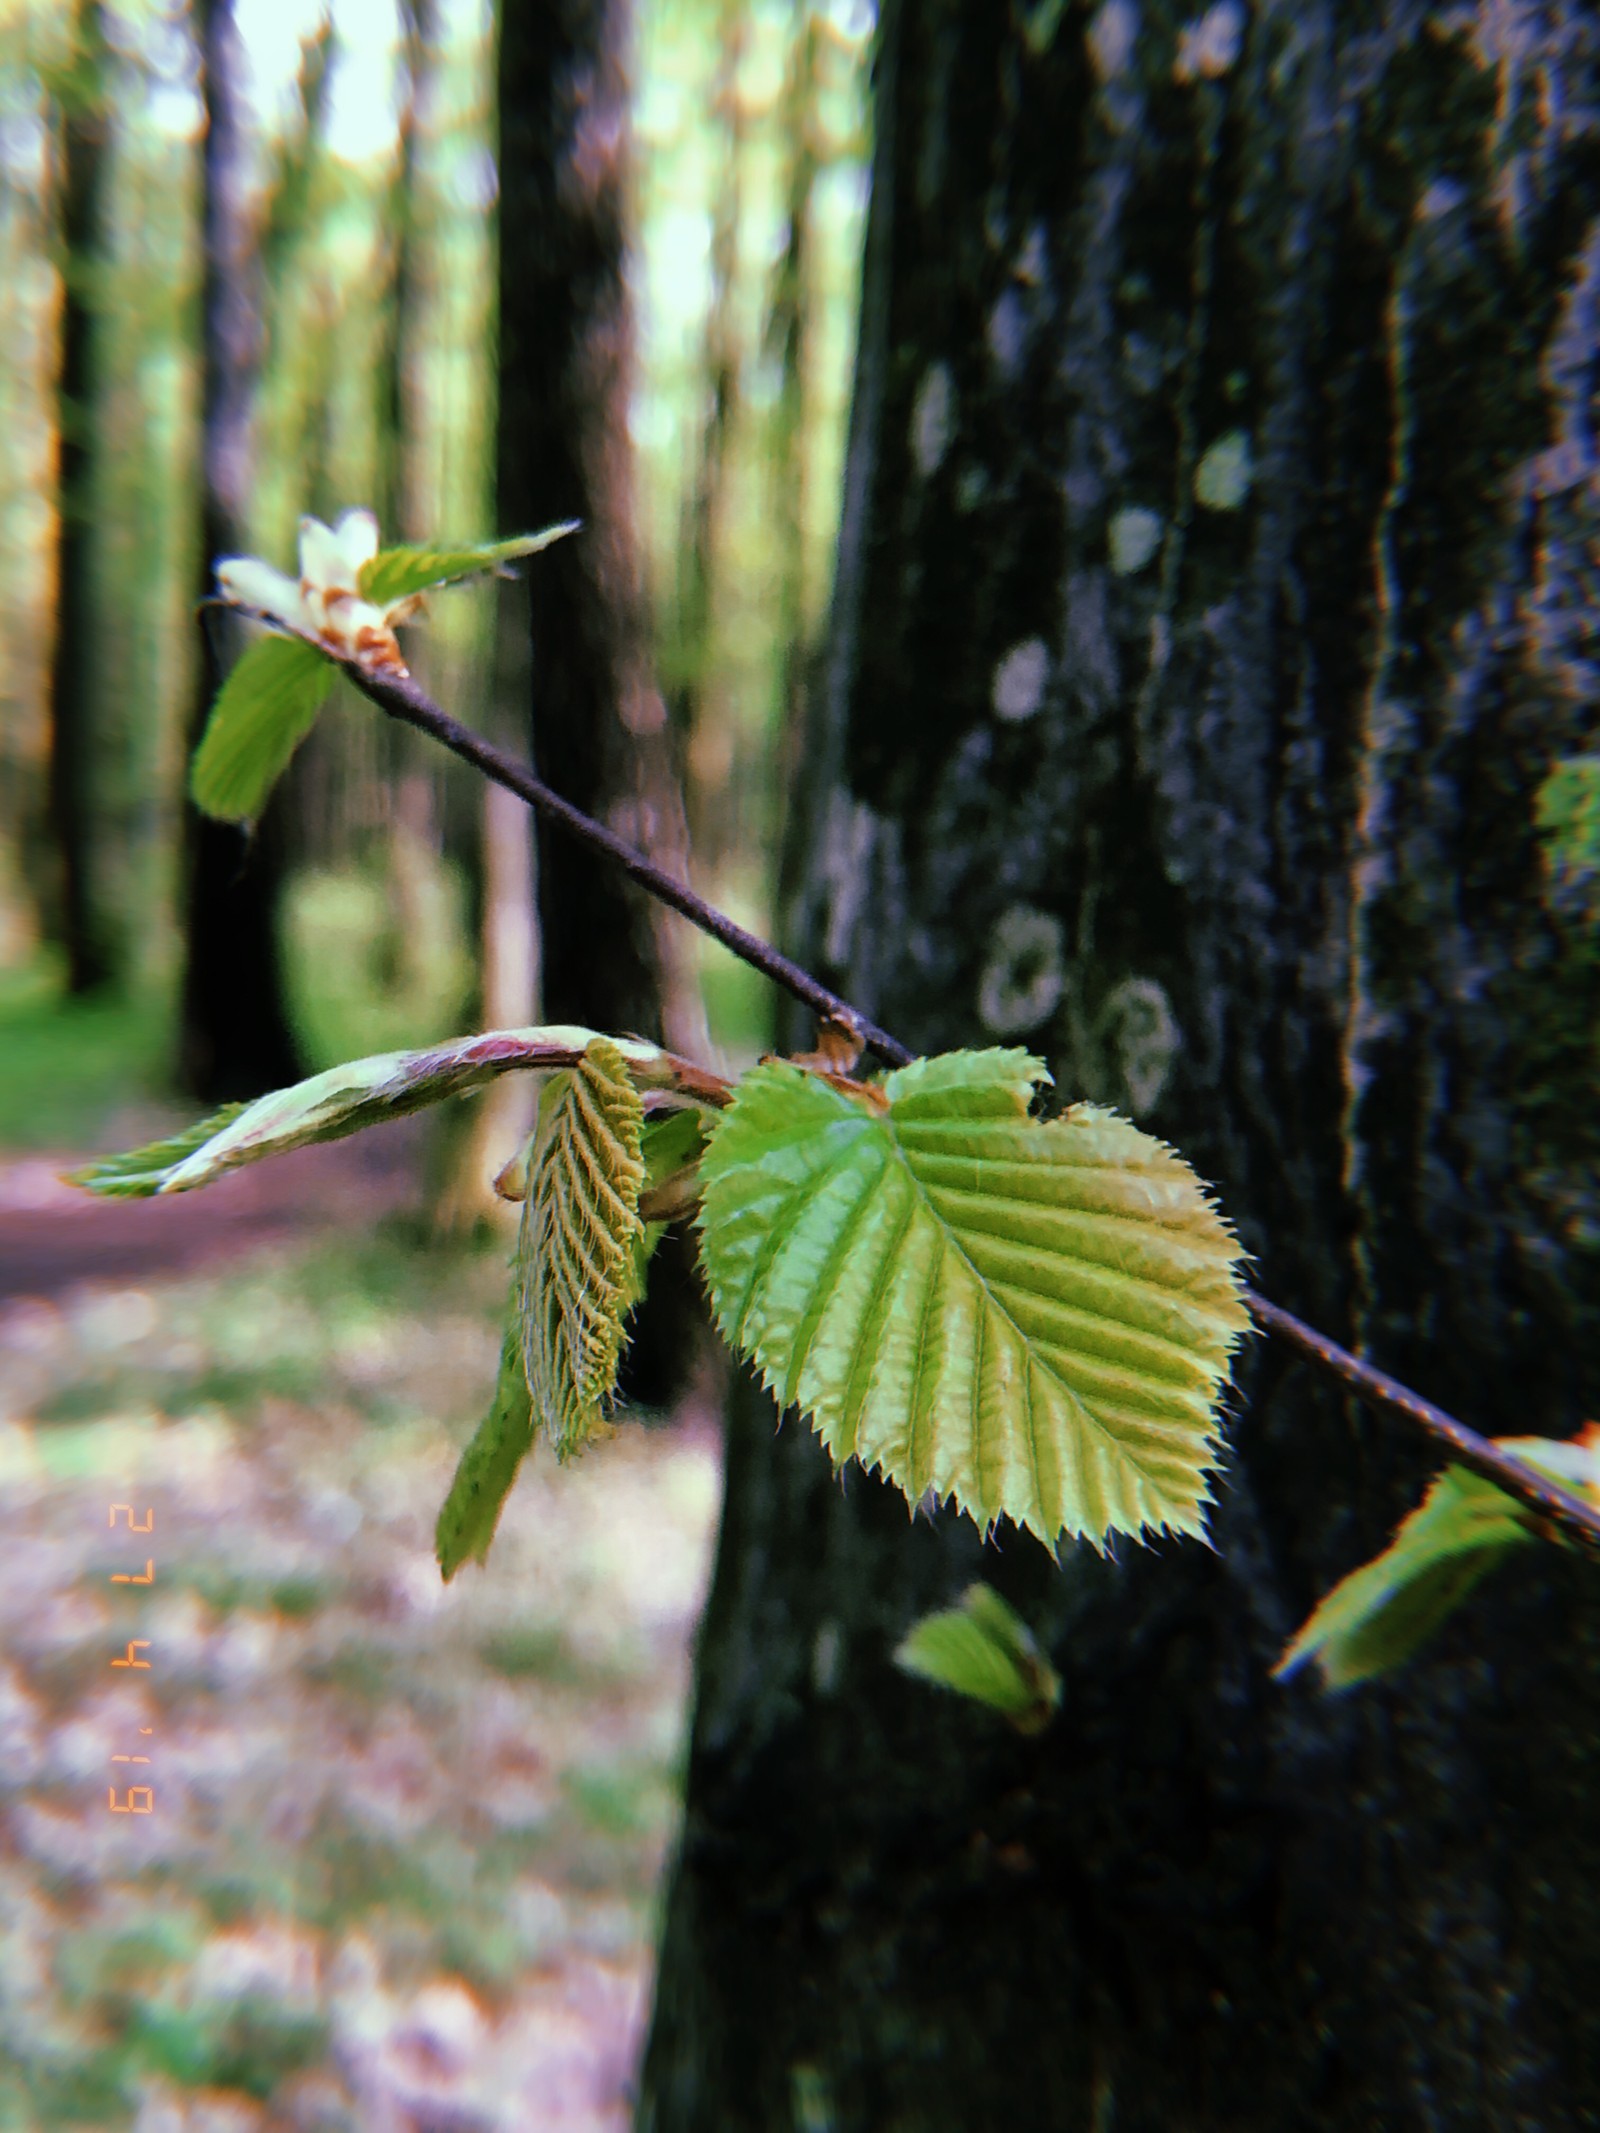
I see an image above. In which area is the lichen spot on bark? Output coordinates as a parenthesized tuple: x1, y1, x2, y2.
(993, 638, 1050, 723)
(1088, 0, 1138, 81)
(978, 905, 1066, 1034)
(988, 287, 1027, 381)
(1109, 505, 1164, 574)
(1194, 430, 1253, 510)
(911, 362, 955, 478)
(1175, 2, 1245, 83)
(1097, 975, 1181, 1114)
(812, 1621, 842, 1695)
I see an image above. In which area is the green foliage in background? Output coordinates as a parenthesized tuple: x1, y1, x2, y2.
(282, 851, 472, 1070)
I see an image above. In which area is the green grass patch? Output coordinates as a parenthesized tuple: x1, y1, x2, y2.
(0, 953, 172, 1150)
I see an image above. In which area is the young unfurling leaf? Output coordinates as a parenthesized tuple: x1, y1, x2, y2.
(518, 1038, 647, 1459)
(189, 633, 333, 822)
(357, 524, 578, 610)
(696, 1048, 1249, 1552)
(69, 1026, 693, 1197)
(1275, 1430, 1600, 1690)
(435, 1323, 537, 1581)
(201, 514, 580, 818)
(895, 1583, 1061, 1733)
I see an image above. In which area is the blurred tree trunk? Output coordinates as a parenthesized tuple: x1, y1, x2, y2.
(178, 0, 304, 1102)
(669, 0, 744, 869)
(45, 0, 108, 994)
(497, 0, 706, 1399)
(496, 0, 702, 1055)
(639, 3, 1600, 2127)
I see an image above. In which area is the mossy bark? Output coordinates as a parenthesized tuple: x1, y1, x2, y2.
(639, 2, 1600, 2126)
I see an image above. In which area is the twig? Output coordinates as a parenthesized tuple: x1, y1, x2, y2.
(1244, 1291, 1600, 1554)
(347, 662, 912, 1070)
(339, 656, 1600, 1556)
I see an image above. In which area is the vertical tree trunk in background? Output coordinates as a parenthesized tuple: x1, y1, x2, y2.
(497, 0, 706, 1401)
(496, 0, 701, 1053)
(641, 4, 1600, 2127)
(670, 0, 744, 868)
(46, 0, 108, 994)
(178, 0, 304, 1102)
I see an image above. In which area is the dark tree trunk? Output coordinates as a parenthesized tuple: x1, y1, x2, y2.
(640, 3, 1600, 2127)
(46, 2, 108, 995)
(178, 0, 304, 1103)
(497, 0, 691, 1044)
(498, 0, 704, 1402)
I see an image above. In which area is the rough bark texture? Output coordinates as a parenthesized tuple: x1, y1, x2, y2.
(178, 0, 304, 1103)
(640, 3, 1600, 2127)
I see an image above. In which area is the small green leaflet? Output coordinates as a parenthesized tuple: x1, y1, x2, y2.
(518, 1038, 647, 1460)
(190, 633, 332, 822)
(70, 1025, 679, 1196)
(1275, 1431, 1600, 1690)
(435, 1323, 535, 1581)
(358, 524, 579, 609)
(67, 1104, 250, 1198)
(1535, 754, 1600, 908)
(895, 1583, 1061, 1733)
(696, 1048, 1249, 1551)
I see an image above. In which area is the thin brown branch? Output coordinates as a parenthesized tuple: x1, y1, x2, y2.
(1244, 1290, 1600, 1555)
(346, 659, 911, 1069)
(338, 652, 1600, 1558)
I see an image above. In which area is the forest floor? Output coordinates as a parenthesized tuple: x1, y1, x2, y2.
(0, 1121, 723, 2131)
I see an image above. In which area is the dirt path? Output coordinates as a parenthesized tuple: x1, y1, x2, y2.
(0, 1119, 427, 1304)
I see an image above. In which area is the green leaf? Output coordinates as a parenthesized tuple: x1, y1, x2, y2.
(190, 633, 333, 822)
(895, 1582, 1061, 1733)
(1535, 753, 1600, 909)
(358, 524, 579, 608)
(1274, 1466, 1539, 1690)
(518, 1038, 647, 1459)
(1276, 1430, 1600, 1691)
(71, 1025, 680, 1197)
(435, 1323, 535, 1581)
(66, 1105, 250, 1198)
(696, 1048, 1249, 1550)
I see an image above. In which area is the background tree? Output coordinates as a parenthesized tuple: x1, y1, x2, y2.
(178, 0, 306, 1101)
(44, 0, 108, 994)
(639, 2, 1600, 2126)
(498, 0, 707, 1394)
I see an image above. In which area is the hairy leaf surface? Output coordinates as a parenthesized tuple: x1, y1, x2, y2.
(895, 1583, 1060, 1733)
(435, 1324, 535, 1581)
(358, 524, 578, 608)
(190, 633, 333, 821)
(72, 1026, 681, 1196)
(696, 1049, 1248, 1548)
(518, 1039, 646, 1459)
(1276, 1431, 1600, 1690)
